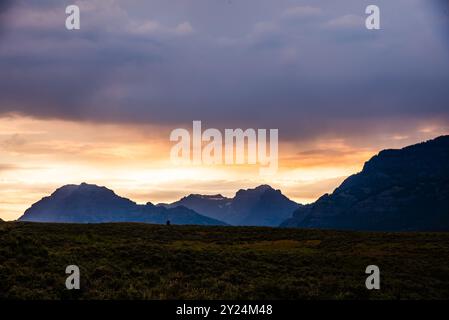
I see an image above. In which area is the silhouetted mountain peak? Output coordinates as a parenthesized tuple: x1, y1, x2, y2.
(19, 183, 226, 226)
(361, 135, 449, 174)
(167, 184, 300, 226)
(254, 184, 273, 192)
(52, 182, 115, 195)
(47, 183, 135, 206)
(235, 184, 275, 198)
(281, 135, 449, 231)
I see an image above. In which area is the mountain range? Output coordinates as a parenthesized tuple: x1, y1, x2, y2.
(18, 184, 299, 227)
(18, 183, 226, 225)
(16, 136, 449, 231)
(281, 136, 449, 231)
(160, 185, 300, 226)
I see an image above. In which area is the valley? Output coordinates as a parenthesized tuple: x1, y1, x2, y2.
(1, 222, 448, 299)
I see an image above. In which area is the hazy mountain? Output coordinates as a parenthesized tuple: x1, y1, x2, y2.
(164, 185, 300, 226)
(18, 183, 227, 226)
(281, 136, 449, 231)
(162, 193, 232, 218)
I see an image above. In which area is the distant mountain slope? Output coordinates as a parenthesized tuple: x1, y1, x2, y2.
(281, 136, 449, 231)
(164, 185, 300, 226)
(18, 183, 227, 226)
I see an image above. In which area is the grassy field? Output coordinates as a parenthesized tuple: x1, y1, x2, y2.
(0, 222, 448, 300)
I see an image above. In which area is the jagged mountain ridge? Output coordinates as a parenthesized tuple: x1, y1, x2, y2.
(163, 185, 301, 226)
(281, 136, 449, 231)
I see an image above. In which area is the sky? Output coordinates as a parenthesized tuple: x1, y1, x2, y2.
(0, 0, 449, 220)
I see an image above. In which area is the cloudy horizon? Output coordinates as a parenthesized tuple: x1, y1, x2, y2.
(1, 0, 449, 220)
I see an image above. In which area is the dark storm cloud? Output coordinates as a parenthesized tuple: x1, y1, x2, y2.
(0, 0, 12, 12)
(0, 0, 13, 33)
(0, 0, 449, 140)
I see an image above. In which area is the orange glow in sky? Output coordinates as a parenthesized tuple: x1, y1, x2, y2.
(1, 114, 447, 221)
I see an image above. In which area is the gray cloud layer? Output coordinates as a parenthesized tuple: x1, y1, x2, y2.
(1, 0, 449, 140)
